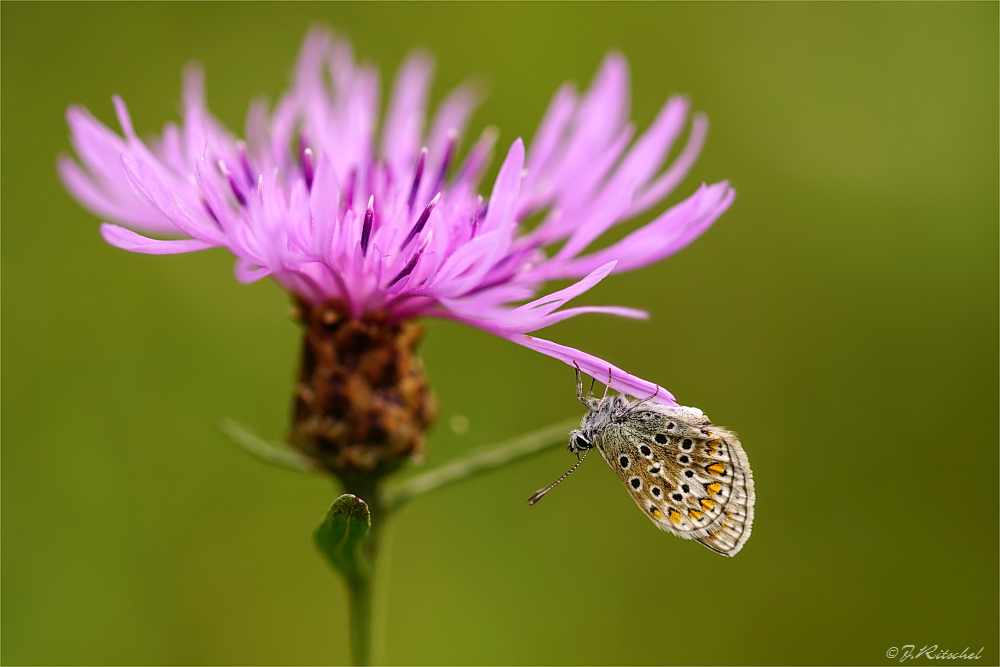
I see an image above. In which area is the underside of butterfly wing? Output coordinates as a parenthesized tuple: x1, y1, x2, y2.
(591, 404, 755, 556)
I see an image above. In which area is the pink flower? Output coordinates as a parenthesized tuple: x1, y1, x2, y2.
(60, 28, 734, 406)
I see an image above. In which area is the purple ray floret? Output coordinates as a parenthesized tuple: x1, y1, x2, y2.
(59, 28, 736, 405)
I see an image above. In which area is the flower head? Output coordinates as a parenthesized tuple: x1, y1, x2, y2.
(61, 28, 733, 438)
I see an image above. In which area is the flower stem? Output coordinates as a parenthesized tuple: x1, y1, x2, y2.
(342, 479, 384, 666)
(298, 418, 579, 665)
(346, 553, 374, 665)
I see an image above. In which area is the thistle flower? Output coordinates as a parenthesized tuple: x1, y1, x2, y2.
(60, 28, 734, 481)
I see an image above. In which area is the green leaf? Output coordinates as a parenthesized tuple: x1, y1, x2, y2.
(215, 416, 315, 473)
(314, 494, 372, 580)
(383, 417, 579, 511)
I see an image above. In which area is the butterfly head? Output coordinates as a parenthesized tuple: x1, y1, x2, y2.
(568, 430, 593, 455)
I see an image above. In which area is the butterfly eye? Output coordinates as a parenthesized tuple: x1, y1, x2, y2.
(574, 435, 590, 450)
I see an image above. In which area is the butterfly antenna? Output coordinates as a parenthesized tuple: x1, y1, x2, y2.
(527, 448, 591, 505)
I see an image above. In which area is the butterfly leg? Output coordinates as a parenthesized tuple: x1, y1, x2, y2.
(574, 362, 596, 407)
(598, 367, 612, 407)
(621, 384, 662, 417)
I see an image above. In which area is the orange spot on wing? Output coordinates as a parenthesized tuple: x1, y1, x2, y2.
(707, 463, 725, 476)
(668, 509, 683, 525)
(652, 509, 665, 519)
(700, 498, 716, 511)
(688, 509, 703, 520)
(707, 483, 723, 495)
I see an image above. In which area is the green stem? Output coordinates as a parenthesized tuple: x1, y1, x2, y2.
(347, 563, 373, 665)
(344, 418, 575, 662)
(304, 418, 579, 664)
(342, 479, 383, 666)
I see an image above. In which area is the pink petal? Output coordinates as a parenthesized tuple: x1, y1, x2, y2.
(604, 96, 690, 204)
(381, 51, 434, 177)
(544, 182, 735, 279)
(629, 113, 709, 216)
(234, 258, 272, 283)
(480, 138, 524, 235)
(100, 223, 216, 254)
(66, 106, 128, 185)
(435, 140, 524, 296)
(309, 154, 340, 261)
(523, 83, 577, 187)
(427, 84, 479, 158)
(551, 179, 635, 262)
(452, 126, 497, 191)
(575, 53, 631, 152)
(194, 157, 237, 234)
(513, 260, 618, 317)
(551, 124, 634, 216)
(58, 155, 136, 222)
(505, 333, 676, 405)
(120, 155, 226, 244)
(526, 305, 648, 331)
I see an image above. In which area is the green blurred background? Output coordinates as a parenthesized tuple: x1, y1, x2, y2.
(3, 3, 997, 665)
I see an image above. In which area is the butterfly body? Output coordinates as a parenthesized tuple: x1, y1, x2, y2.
(567, 379, 755, 556)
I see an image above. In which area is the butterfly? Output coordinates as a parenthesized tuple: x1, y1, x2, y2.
(529, 366, 755, 556)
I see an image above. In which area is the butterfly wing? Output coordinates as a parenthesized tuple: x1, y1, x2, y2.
(594, 405, 755, 556)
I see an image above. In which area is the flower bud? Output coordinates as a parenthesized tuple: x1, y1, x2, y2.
(288, 298, 437, 482)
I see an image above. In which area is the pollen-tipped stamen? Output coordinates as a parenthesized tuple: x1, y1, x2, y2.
(361, 195, 374, 256)
(201, 197, 222, 229)
(401, 192, 441, 250)
(387, 235, 430, 288)
(202, 197, 222, 228)
(407, 148, 428, 212)
(302, 147, 315, 190)
(432, 129, 458, 195)
(218, 160, 247, 206)
(236, 141, 254, 184)
(341, 168, 357, 216)
(471, 195, 483, 238)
